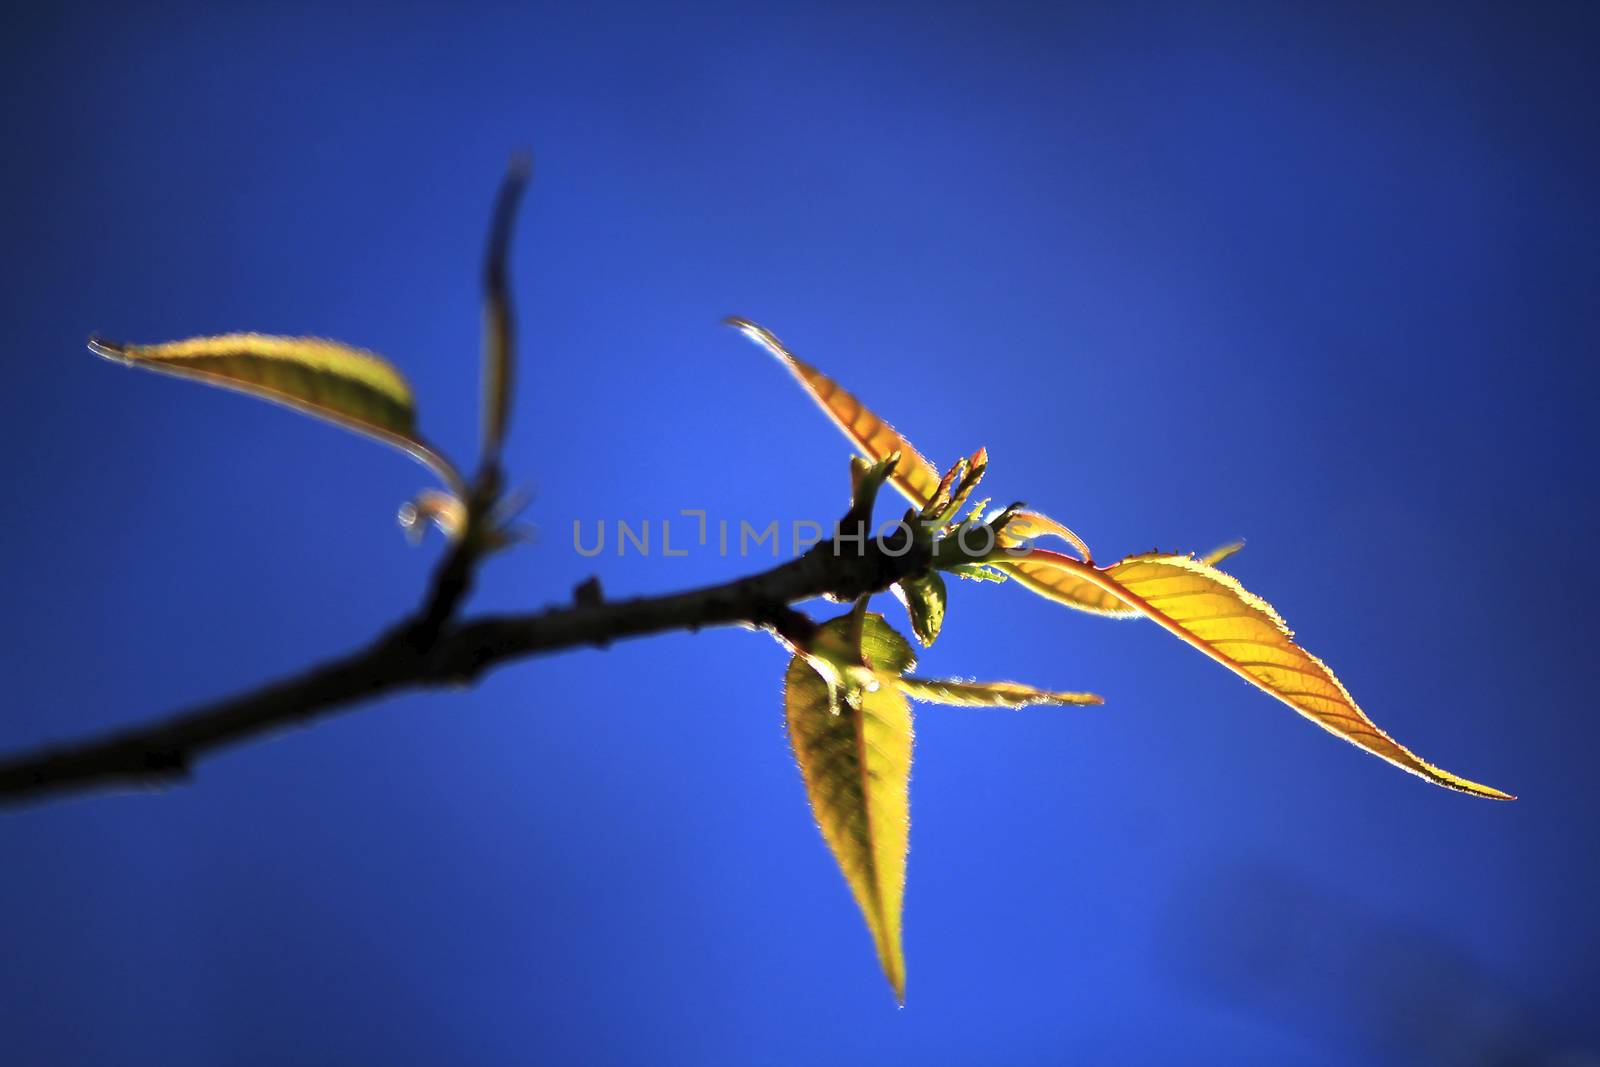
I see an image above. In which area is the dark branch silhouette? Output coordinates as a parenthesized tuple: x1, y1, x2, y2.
(0, 523, 935, 807)
(0, 161, 968, 809)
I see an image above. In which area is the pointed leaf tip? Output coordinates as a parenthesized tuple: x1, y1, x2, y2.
(1014, 549, 1513, 799)
(1201, 540, 1246, 566)
(86, 332, 464, 495)
(725, 317, 943, 508)
(87, 335, 123, 361)
(785, 614, 913, 1000)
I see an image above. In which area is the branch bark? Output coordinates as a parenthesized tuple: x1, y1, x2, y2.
(0, 530, 930, 808)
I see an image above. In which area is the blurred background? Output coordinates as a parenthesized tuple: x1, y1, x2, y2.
(2, 2, 1596, 1063)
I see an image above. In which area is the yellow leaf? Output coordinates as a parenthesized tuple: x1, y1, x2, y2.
(859, 612, 918, 675)
(1202, 540, 1245, 566)
(785, 618, 913, 1002)
(736, 318, 1505, 798)
(726, 318, 942, 508)
(994, 539, 1245, 618)
(89, 333, 464, 494)
(896, 677, 1103, 708)
(997, 557, 1139, 617)
(1013, 549, 1513, 799)
(1000, 508, 1095, 562)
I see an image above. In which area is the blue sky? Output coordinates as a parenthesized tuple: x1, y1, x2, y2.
(2, 2, 1596, 1063)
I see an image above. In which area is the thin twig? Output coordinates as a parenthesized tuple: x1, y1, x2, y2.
(0, 531, 929, 809)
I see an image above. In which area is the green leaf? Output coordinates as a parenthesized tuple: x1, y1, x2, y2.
(848, 456, 873, 500)
(845, 452, 902, 528)
(896, 677, 1103, 708)
(859, 612, 917, 675)
(894, 571, 947, 647)
(88, 333, 464, 494)
(785, 616, 913, 1003)
(945, 562, 1009, 584)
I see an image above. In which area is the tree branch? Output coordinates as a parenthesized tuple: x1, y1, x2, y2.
(0, 531, 929, 809)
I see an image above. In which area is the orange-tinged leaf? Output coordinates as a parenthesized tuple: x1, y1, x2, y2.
(925, 447, 989, 530)
(726, 317, 942, 508)
(926, 457, 966, 519)
(896, 677, 1103, 708)
(785, 617, 913, 1002)
(88, 333, 464, 494)
(1001, 508, 1094, 562)
(1014, 548, 1512, 799)
(994, 538, 1245, 618)
(997, 556, 1139, 617)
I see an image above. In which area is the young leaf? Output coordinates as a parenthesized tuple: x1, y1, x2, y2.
(481, 157, 531, 460)
(849, 456, 873, 499)
(896, 678, 1103, 708)
(996, 541, 1245, 618)
(997, 557, 1139, 617)
(741, 318, 1505, 798)
(785, 618, 914, 1002)
(1012, 549, 1513, 799)
(1001, 508, 1094, 563)
(725, 318, 942, 507)
(893, 571, 947, 647)
(847, 452, 903, 526)
(946, 562, 1009, 583)
(798, 605, 916, 711)
(860, 612, 918, 675)
(1202, 540, 1245, 566)
(88, 334, 465, 495)
(935, 446, 988, 528)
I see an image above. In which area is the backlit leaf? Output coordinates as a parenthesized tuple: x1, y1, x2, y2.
(946, 562, 1009, 583)
(1202, 540, 1245, 566)
(894, 571, 947, 647)
(726, 317, 942, 507)
(1012, 548, 1513, 799)
(995, 539, 1244, 618)
(860, 612, 917, 675)
(896, 677, 1102, 708)
(785, 616, 914, 1001)
(997, 556, 1139, 617)
(924, 447, 989, 531)
(925, 456, 966, 520)
(88, 333, 464, 494)
(1000, 508, 1094, 562)
(740, 316, 1505, 799)
(799, 609, 916, 714)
